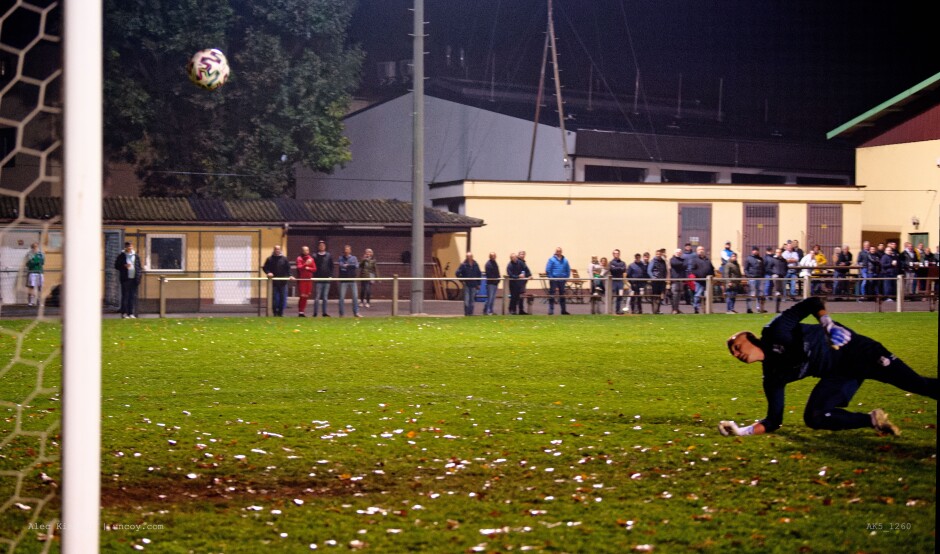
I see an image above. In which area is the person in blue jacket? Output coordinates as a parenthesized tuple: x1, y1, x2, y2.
(455, 252, 482, 316)
(545, 247, 571, 315)
(720, 297, 937, 437)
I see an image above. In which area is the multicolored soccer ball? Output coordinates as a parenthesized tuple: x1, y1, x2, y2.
(186, 48, 230, 90)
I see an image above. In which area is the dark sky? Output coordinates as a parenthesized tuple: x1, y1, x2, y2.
(350, 0, 938, 136)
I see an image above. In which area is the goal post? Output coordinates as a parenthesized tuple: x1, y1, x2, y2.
(62, 0, 103, 550)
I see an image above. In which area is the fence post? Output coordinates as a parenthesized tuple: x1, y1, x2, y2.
(391, 275, 399, 317)
(803, 275, 811, 299)
(604, 274, 612, 315)
(159, 277, 166, 318)
(705, 276, 712, 314)
(501, 276, 509, 315)
(896, 275, 903, 312)
(265, 278, 273, 317)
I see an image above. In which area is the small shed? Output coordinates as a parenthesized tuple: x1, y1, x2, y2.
(0, 196, 483, 311)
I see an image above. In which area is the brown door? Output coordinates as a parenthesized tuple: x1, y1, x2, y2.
(678, 203, 712, 253)
(742, 203, 779, 252)
(806, 204, 843, 254)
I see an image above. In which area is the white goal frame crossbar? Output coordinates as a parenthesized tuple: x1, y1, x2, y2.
(62, 0, 103, 551)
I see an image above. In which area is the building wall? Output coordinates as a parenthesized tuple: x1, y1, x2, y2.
(119, 226, 283, 302)
(855, 139, 940, 247)
(296, 94, 571, 202)
(431, 181, 863, 285)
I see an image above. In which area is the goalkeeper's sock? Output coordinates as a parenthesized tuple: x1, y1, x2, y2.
(737, 424, 756, 436)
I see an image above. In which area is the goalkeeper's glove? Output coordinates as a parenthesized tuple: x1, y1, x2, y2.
(819, 314, 852, 349)
(718, 420, 756, 436)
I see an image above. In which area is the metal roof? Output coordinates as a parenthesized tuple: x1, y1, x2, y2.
(0, 197, 484, 229)
(576, 131, 853, 174)
(826, 72, 940, 140)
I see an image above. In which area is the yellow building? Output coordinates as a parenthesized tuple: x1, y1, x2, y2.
(0, 197, 481, 312)
(431, 180, 863, 277)
(827, 71, 940, 249)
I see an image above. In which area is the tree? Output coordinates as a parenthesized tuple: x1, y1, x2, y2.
(104, 0, 363, 198)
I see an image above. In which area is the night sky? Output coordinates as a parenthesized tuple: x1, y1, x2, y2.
(350, 0, 938, 137)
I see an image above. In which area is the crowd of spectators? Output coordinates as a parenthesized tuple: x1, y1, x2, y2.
(268, 238, 937, 317)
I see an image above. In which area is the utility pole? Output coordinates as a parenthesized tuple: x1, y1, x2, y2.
(546, 0, 570, 177)
(528, 0, 569, 181)
(410, 0, 425, 314)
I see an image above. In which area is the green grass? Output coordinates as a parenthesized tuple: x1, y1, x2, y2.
(1, 313, 936, 553)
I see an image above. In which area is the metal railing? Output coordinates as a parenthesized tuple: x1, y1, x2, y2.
(150, 274, 937, 317)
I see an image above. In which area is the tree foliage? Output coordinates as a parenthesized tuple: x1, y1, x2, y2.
(104, 0, 363, 198)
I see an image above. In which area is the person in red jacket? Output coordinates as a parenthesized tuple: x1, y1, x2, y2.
(296, 245, 317, 317)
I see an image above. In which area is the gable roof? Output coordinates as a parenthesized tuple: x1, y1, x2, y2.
(577, 130, 852, 174)
(0, 196, 484, 230)
(827, 72, 940, 141)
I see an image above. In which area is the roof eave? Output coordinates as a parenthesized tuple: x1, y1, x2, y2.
(826, 72, 940, 140)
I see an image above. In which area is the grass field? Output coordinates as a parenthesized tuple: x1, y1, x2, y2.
(1, 311, 936, 553)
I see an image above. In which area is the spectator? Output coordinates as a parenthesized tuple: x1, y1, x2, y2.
(762, 246, 776, 297)
(296, 245, 317, 317)
(588, 255, 604, 294)
(782, 242, 800, 300)
(518, 251, 532, 313)
(866, 245, 882, 298)
(359, 248, 378, 308)
(24, 242, 44, 307)
(668, 248, 686, 315)
(545, 247, 572, 315)
(689, 246, 715, 314)
(834, 246, 852, 296)
(899, 242, 920, 295)
(263, 245, 292, 317)
(792, 240, 805, 261)
(648, 249, 668, 314)
(484, 252, 500, 315)
(720, 241, 734, 266)
(743, 246, 765, 314)
(114, 241, 142, 319)
(609, 249, 628, 314)
(812, 245, 827, 294)
(506, 252, 528, 315)
(455, 252, 482, 316)
(856, 241, 871, 297)
(312, 241, 334, 317)
(627, 253, 648, 314)
(915, 243, 929, 293)
(768, 247, 789, 300)
(722, 252, 743, 313)
(798, 248, 817, 296)
(337, 245, 361, 318)
(880, 246, 900, 300)
(681, 243, 696, 273)
(597, 257, 610, 295)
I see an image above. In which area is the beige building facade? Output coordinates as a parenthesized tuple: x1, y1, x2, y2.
(853, 140, 939, 248)
(431, 180, 863, 277)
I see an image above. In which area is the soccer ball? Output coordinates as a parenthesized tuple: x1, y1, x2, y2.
(187, 48, 230, 90)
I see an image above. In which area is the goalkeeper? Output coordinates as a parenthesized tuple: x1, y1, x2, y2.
(721, 297, 937, 437)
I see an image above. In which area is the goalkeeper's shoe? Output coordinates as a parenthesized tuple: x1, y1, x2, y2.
(870, 409, 901, 436)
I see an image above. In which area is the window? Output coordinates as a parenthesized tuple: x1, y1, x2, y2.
(662, 169, 716, 184)
(796, 176, 848, 185)
(146, 234, 185, 271)
(732, 173, 785, 185)
(584, 165, 646, 183)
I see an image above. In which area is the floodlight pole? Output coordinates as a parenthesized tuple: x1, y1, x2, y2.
(62, 0, 103, 550)
(410, 0, 425, 314)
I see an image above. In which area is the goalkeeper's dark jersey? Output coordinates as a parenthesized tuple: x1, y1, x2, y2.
(758, 297, 859, 431)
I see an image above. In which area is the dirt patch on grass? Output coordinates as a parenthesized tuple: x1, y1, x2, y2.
(101, 476, 367, 509)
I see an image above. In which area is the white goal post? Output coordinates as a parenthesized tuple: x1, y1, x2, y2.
(62, 0, 103, 551)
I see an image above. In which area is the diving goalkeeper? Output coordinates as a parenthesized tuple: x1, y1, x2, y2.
(721, 297, 937, 437)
